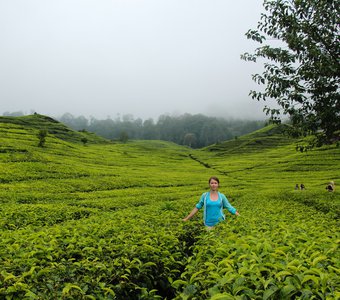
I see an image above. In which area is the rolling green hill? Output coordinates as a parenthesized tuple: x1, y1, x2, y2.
(194, 124, 339, 192)
(0, 115, 339, 299)
(0, 114, 109, 145)
(204, 124, 293, 154)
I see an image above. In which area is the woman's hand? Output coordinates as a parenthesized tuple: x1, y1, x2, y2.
(182, 207, 198, 221)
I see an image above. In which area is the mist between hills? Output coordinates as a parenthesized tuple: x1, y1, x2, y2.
(57, 113, 267, 148)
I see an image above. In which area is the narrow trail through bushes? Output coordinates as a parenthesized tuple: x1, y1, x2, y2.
(166, 222, 203, 298)
(188, 153, 235, 178)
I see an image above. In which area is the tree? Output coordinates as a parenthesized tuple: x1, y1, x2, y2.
(183, 133, 197, 148)
(241, 0, 339, 146)
(119, 131, 129, 143)
(142, 118, 160, 140)
(81, 137, 88, 146)
(37, 129, 47, 147)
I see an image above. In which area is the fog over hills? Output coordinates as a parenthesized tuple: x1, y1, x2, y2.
(0, 1, 269, 121)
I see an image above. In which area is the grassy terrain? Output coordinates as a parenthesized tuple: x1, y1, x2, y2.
(0, 115, 339, 299)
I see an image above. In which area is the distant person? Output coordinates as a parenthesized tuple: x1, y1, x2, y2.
(300, 183, 306, 190)
(182, 176, 240, 229)
(295, 184, 299, 190)
(326, 181, 335, 192)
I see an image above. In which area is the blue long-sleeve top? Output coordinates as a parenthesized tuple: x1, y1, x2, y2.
(196, 191, 237, 226)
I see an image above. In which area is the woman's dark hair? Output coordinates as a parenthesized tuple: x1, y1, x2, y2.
(209, 176, 220, 184)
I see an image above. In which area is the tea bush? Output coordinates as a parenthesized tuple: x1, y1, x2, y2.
(0, 118, 339, 299)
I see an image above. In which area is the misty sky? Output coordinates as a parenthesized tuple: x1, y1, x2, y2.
(0, 0, 269, 121)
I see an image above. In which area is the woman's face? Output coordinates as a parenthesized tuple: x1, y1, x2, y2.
(209, 179, 219, 191)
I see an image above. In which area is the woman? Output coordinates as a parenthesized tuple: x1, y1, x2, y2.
(182, 176, 240, 228)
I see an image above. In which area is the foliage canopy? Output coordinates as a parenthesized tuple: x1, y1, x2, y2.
(58, 113, 265, 148)
(242, 0, 340, 146)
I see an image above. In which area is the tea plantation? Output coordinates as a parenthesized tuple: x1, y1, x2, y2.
(0, 115, 339, 299)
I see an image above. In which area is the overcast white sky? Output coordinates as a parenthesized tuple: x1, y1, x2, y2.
(0, 0, 268, 121)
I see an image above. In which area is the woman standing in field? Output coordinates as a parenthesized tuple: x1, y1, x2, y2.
(182, 176, 240, 228)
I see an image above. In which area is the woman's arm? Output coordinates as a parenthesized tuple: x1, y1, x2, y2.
(183, 193, 206, 221)
(183, 207, 199, 221)
(221, 194, 239, 215)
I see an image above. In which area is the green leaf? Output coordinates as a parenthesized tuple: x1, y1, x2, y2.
(4, 274, 16, 282)
(204, 262, 217, 270)
(301, 275, 320, 286)
(208, 285, 220, 296)
(327, 265, 340, 275)
(311, 255, 327, 267)
(62, 283, 83, 296)
(210, 293, 234, 300)
(172, 280, 187, 289)
(280, 284, 297, 298)
(299, 289, 313, 300)
(303, 268, 322, 276)
(189, 270, 205, 283)
(22, 267, 36, 278)
(218, 274, 237, 286)
(143, 262, 157, 268)
(24, 291, 39, 299)
(263, 286, 279, 300)
(101, 287, 116, 297)
(275, 270, 292, 281)
(233, 285, 251, 295)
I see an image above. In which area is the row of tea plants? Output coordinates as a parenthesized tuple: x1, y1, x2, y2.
(0, 119, 339, 299)
(174, 192, 339, 299)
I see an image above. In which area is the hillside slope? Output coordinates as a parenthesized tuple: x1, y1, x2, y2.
(0, 115, 339, 299)
(192, 124, 340, 193)
(204, 124, 295, 154)
(0, 115, 209, 201)
(0, 114, 109, 144)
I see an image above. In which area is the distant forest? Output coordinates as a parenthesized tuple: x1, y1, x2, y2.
(58, 113, 266, 148)
(3, 111, 266, 148)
